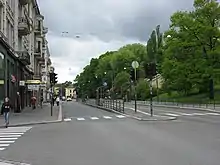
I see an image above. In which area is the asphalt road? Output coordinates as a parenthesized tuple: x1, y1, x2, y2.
(125, 103, 220, 121)
(0, 101, 220, 165)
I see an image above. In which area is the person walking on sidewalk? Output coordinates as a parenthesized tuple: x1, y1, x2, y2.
(1, 97, 12, 128)
(31, 96, 36, 109)
(56, 97, 60, 106)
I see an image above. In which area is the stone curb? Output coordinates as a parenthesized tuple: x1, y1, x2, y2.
(127, 103, 220, 113)
(84, 103, 177, 121)
(0, 119, 62, 128)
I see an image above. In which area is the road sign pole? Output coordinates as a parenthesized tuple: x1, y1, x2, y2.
(50, 84, 53, 116)
(134, 68, 137, 113)
(131, 61, 139, 113)
(150, 78, 153, 117)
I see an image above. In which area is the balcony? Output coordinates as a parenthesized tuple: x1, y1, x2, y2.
(47, 58, 52, 65)
(19, 0, 30, 5)
(43, 27, 48, 34)
(16, 50, 31, 65)
(18, 17, 30, 36)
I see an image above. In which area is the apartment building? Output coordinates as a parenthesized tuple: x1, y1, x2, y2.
(0, 0, 52, 111)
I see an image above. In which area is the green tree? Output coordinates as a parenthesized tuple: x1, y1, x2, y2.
(162, 0, 220, 97)
(136, 79, 149, 100)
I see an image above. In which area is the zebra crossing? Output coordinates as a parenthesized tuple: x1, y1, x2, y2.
(64, 115, 127, 122)
(0, 126, 32, 151)
(162, 112, 220, 117)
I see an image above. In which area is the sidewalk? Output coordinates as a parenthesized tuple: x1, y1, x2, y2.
(0, 103, 60, 127)
(124, 108, 176, 121)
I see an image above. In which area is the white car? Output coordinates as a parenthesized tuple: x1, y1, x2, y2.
(67, 97, 72, 101)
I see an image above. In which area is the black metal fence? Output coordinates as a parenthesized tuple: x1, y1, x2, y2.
(85, 99, 125, 113)
(129, 99, 219, 110)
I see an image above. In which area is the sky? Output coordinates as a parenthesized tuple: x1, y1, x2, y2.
(37, 0, 194, 83)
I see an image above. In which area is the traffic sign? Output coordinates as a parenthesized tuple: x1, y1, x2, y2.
(132, 61, 139, 69)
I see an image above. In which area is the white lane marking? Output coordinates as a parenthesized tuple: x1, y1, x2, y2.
(0, 127, 32, 133)
(64, 118, 72, 122)
(0, 144, 10, 147)
(116, 115, 126, 118)
(127, 107, 161, 117)
(0, 148, 5, 151)
(165, 113, 179, 117)
(0, 138, 18, 140)
(193, 113, 206, 116)
(0, 133, 24, 135)
(0, 141, 15, 143)
(0, 135, 21, 138)
(90, 117, 99, 120)
(103, 116, 112, 119)
(77, 118, 85, 121)
(180, 113, 195, 116)
(206, 113, 220, 116)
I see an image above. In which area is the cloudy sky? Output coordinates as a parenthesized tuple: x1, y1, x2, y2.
(37, 0, 194, 83)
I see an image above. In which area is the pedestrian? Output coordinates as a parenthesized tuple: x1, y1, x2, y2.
(1, 97, 12, 128)
(40, 96, 43, 109)
(31, 96, 36, 109)
(16, 92, 21, 113)
(56, 97, 60, 106)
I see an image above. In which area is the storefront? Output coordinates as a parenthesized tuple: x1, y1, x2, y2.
(0, 38, 20, 109)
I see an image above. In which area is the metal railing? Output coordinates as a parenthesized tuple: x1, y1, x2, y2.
(128, 99, 219, 110)
(85, 99, 125, 113)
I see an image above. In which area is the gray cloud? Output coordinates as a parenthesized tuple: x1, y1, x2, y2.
(37, 0, 194, 82)
(38, 0, 194, 42)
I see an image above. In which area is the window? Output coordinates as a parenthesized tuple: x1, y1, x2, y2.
(11, 24, 14, 48)
(70, 90, 71, 93)
(0, 53, 5, 104)
(0, 6, 2, 31)
(38, 20, 41, 30)
(0, 52, 4, 78)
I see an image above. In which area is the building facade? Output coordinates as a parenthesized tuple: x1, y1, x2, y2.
(65, 87, 76, 99)
(0, 0, 52, 110)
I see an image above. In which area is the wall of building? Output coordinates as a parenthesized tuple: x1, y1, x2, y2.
(0, 0, 53, 109)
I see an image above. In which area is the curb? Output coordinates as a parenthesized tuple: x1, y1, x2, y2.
(0, 119, 62, 128)
(85, 103, 177, 121)
(127, 103, 220, 113)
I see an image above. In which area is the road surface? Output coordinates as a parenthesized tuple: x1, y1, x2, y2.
(0, 101, 219, 165)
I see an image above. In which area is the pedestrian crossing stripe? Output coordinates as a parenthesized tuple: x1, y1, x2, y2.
(0, 126, 32, 151)
(77, 118, 85, 121)
(64, 115, 127, 122)
(103, 116, 112, 119)
(90, 117, 99, 120)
